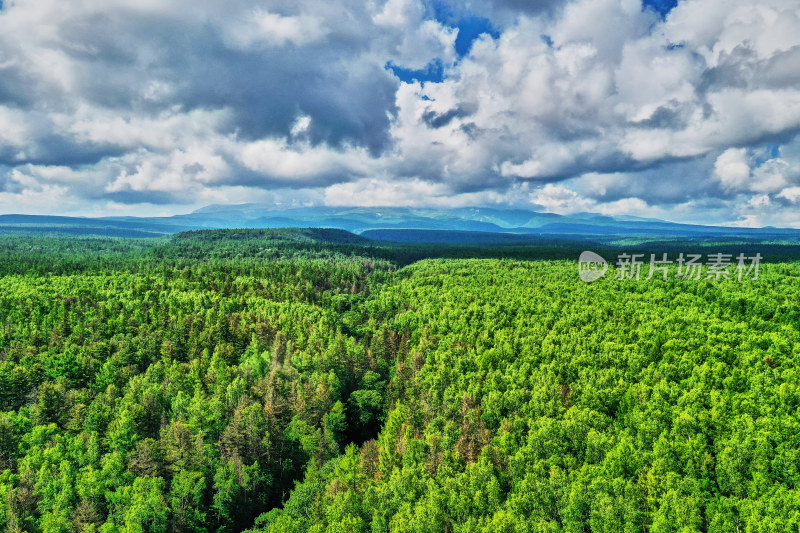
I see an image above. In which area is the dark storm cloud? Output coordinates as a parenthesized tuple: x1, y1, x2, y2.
(575, 157, 720, 205)
(435, 0, 564, 26)
(698, 42, 800, 98)
(42, 1, 400, 152)
(0, 135, 127, 167)
(631, 102, 694, 130)
(422, 106, 474, 128)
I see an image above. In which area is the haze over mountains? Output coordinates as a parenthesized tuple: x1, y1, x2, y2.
(1, 205, 800, 243)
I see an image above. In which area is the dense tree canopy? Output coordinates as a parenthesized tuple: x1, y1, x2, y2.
(0, 231, 798, 532)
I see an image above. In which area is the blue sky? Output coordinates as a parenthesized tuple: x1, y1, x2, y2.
(387, 14, 499, 83)
(0, 0, 799, 227)
(642, 0, 678, 16)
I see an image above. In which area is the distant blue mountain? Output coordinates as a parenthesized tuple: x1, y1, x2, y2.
(2, 204, 800, 242)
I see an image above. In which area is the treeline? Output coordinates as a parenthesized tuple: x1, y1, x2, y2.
(0, 230, 606, 276)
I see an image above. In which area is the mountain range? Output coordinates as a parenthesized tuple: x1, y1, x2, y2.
(1, 205, 799, 243)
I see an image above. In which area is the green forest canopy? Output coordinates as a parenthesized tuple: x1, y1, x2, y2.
(0, 230, 798, 532)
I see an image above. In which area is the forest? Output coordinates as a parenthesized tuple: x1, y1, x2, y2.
(0, 229, 799, 532)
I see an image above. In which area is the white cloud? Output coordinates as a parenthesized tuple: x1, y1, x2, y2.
(499, 144, 575, 179)
(0, 171, 75, 214)
(372, 0, 425, 28)
(58, 106, 232, 151)
(778, 186, 800, 203)
(0, 106, 33, 157)
(237, 139, 371, 183)
(750, 158, 789, 193)
(713, 148, 751, 191)
(530, 184, 596, 214)
(105, 148, 230, 195)
(392, 20, 458, 70)
(325, 177, 447, 207)
(551, 0, 651, 61)
(747, 193, 771, 209)
(225, 10, 330, 49)
(595, 197, 650, 216)
(664, 0, 800, 66)
(290, 115, 312, 137)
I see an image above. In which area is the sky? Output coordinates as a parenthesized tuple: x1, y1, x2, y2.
(1, 0, 800, 227)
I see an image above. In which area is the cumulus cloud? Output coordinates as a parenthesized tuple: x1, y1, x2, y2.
(0, 0, 799, 225)
(530, 182, 657, 217)
(714, 148, 751, 191)
(236, 139, 372, 185)
(225, 10, 330, 49)
(778, 187, 800, 203)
